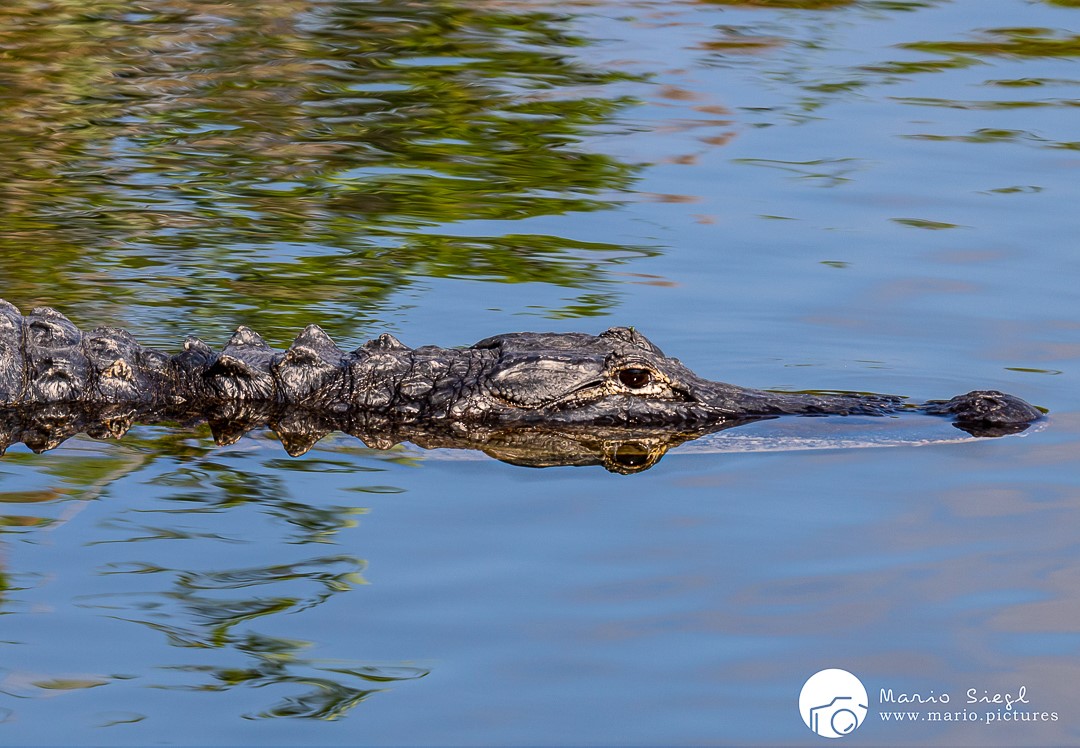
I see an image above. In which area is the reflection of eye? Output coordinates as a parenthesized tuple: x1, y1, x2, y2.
(611, 444, 651, 468)
(618, 368, 652, 389)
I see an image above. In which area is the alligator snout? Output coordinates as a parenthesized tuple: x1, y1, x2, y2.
(922, 390, 1045, 436)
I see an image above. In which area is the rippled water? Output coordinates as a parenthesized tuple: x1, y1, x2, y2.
(3, 0, 1080, 744)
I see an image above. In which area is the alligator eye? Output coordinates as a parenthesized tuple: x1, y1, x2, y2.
(618, 368, 652, 389)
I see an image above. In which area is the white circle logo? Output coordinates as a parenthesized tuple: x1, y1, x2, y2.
(799, 669, 869, 738)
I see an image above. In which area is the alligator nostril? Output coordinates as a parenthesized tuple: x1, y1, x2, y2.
(618, 368, 652, 389)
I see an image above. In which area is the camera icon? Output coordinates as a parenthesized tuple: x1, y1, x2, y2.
(800, 669, 869, 738)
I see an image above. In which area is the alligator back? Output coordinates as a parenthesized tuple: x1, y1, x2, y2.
(0, 301, 174, 406)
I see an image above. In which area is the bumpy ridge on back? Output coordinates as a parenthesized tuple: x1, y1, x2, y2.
(0, 303, 418, 410)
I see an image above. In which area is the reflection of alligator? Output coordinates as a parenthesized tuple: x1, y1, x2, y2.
(0, 402, 719, 473)
(0, 301, 1043, 469)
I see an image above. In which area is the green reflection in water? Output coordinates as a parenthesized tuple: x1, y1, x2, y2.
(894, 96, 1080, 110)
(140, 452, 377, 544)
(731, 157, 863, 187)
(698, 0, 857, 8)
(99, 555, 368, 649)
(699, 9, 1080, 130)
(164, 633, 428, 721)
(903, 28, 1080, 59)
(93, 553, 426, 720)
(1, 428, 421, 720)
(861, 57, 984, 75)
(0, 448, 154, 539)
(0, 0, 648, 337)
(904, 128, 1080, 152)
(890, 218, 964, 230)
(695, 0, 941, 12)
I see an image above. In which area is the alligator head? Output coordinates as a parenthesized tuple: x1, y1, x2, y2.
(470, 326, 1041, 434)
(472, 326, 755, 426)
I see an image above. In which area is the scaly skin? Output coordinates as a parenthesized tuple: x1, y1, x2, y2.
(0, 301, 1044, 449)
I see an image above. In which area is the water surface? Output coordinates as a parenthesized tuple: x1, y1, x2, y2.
(3, 0, 1080, 744)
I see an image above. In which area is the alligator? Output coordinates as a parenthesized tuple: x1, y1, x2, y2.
(0, 300, 1043, 470)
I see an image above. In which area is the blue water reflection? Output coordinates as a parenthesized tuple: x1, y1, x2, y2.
(3, 0, 1080, 744)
